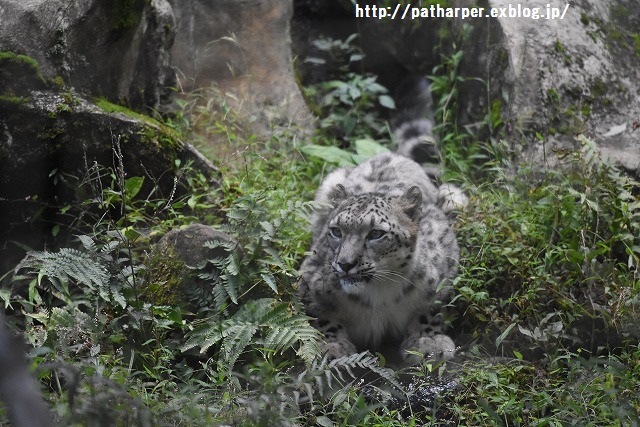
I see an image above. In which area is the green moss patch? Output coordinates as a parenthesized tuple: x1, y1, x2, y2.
(93, 97, 181, 149)
(113, 0, 146, 31)
(0, 51, 47, 96)
(144, 244, 188, 307)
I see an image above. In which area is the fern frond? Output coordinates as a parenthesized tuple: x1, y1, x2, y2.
(295, 336, 323, 367)
(101, 239, 121, 254)
(181, 299, 322, 371)
(260, 272, 278, 294)
(224, 251, 242, 277)
(262, 246, 288, 271)
(203, 238, 237, 253)
(212, 279, 231, 312)
(76, 235, 98, 252)
(300, 351, 402, 396)
(220, 272, 240, 305)
(202, 265, 241, 311)
(263, 314, 322, 355)
(19, 248, 110, 300)
(219, 321, 259, 372)
(334, 352, 402, 391)
(199, 245, 244, 311)
(110, 282, 127, 308)
(255, 300, 290, 324)
(181, 320, 225, 354)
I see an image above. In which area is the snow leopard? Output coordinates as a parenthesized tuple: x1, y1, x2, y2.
(298, 151, 461, 366)
(298, 76, 466, 366)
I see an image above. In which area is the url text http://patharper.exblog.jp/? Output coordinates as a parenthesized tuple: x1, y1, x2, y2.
(354, 3, 571, 20)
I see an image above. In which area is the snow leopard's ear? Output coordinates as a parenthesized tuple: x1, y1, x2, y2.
(400, 186, 422, 221)
(329, 184, 349, 204)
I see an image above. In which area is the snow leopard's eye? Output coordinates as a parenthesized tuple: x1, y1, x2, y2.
(328, 227, 342, 239)
(366, 229, 386, 240)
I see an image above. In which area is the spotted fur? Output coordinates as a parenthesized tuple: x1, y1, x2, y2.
(299, 152, 459, 366)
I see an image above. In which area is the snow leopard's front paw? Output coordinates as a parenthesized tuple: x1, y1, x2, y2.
(322, 338, 358, 360)
(437, 183, 468, 214)
(401, 334, 456, 365)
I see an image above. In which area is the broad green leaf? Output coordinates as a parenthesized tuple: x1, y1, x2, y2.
(299, 144, 356, 167)
(123, 227, 141, 242)
(378, 94, 396, 109)
(354, 138, 389, 159)
(187, 195, 198, 210)
(124, 176, 144, 199)
(496, 322, 516, 348)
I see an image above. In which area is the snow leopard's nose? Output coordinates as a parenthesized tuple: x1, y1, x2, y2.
(337, 261, 357, 273)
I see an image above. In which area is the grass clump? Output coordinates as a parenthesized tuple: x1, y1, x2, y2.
(454, 136, 640, 357)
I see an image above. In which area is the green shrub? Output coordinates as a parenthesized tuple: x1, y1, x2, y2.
(454, 135, 640, 358)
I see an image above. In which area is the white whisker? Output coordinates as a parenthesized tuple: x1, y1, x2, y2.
(372, 269, 417, 288)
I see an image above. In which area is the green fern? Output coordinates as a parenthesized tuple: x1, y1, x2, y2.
(219, 320, 260, 372)
(194, 199, 316, 314)
(290, 351, 402, 405)
(18, 247, 110, 303)
(326, 352, 401, 391)
(15, 234, 130, 309)
(179, 196, 325, 373)
(181, 298, 322, 371)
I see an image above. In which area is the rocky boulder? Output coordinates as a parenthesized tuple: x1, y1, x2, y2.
(168, 0, 314, 136)
(0, 55, 216, 273)
(455, 0, 640, 173)
(0, 1, 220, 275)
(146, 224, 237, 311)
(0, 0, 176, 112)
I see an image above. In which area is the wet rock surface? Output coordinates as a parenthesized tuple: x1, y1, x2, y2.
(0, 0, 176, 112)
(455, 0, 640, 173)
(362, 372, 461, 423)
(0, 87, 216, 275)
(169, 0, 314, 136)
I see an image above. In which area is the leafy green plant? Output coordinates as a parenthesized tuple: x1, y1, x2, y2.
(182, 298, 320, 370)
(303, 35, 396, 145)
(428, 38, 492, 179)
(453, 135, 640, 359)
(301, 137, 389, 167)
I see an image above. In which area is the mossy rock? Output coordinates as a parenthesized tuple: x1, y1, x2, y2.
(113, 0, 146, 31)
(145, 224, 237, 311)
(0, 52, 47, 97)
(0, 89, 218, 276)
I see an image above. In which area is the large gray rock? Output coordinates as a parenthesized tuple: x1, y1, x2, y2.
(0, 90, 214, 202)
(168, 0, 314, 136)
(0, 1, 220, 276)
(0, 83, 217, 275)
(0, 0, 176, 112)
(455, 0, 640, 173)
